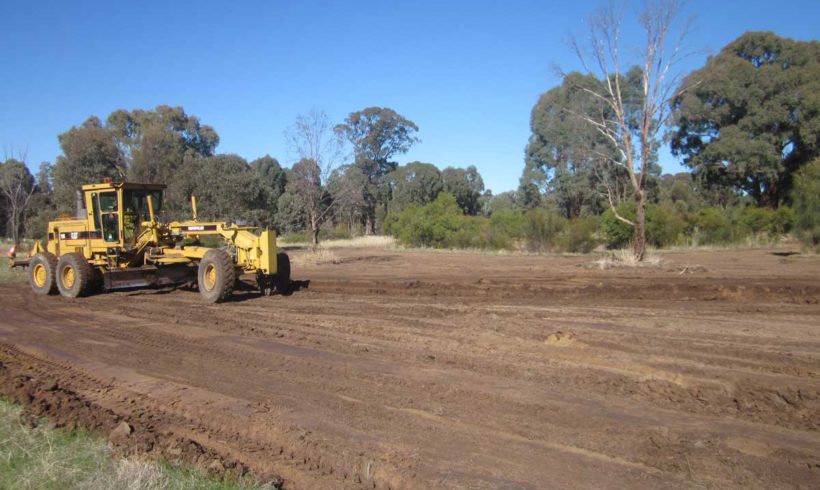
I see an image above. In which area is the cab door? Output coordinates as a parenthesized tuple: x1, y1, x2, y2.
(92, 191, 121, 244)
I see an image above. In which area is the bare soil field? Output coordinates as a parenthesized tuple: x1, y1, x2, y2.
(1, 246, 818, 489)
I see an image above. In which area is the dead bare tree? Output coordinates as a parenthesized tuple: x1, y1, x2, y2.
(284, 110, 354, 246)
(0, 152, 36, 246)
(570, 0, 693, 260)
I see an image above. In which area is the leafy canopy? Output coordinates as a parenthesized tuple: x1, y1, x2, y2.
(335, 107, 419, 182)
(670, 32, 820, 207)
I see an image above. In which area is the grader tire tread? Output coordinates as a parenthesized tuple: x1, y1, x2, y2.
(275, 252, 291, 294)
(198, 249, 235, 303)
(56, 252, 93, 298)
(29, 252, 59, 295)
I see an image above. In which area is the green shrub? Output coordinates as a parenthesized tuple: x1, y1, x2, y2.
(646, 204, 688, 247)
(525, 208, 567, 252)
(452, 216, 489, 249)
(694, 207, 732, 244)
(600, 202, 636, 249)
(735, 205, 794, 239)
(486, 210, 527, 249)
(769, 206, 795, 235)
(738, 206, 774, 235)
(385, 193, 466, 248)
(279, 231, 312, 244)
(792, 159, 820, 249)
(560, 216, 599, 253)
(322, 225, 353, 241)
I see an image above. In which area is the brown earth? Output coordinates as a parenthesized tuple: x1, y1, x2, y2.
(1, 246, 819, 489)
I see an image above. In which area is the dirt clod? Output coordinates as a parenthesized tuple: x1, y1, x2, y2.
(108, 421, 133, 444)
(208, 459, 225, 474)
(544, 331, 579, 346)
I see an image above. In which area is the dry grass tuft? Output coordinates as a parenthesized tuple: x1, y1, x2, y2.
(320, 236, 395, 249)
(590, 248, 665, 270)
(81, 458, 167, 490)
(292, 247, 341, 266)
(279, 235, 395, 249)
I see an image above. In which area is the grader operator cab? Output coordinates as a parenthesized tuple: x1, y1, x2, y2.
(9, 180, 290, 303)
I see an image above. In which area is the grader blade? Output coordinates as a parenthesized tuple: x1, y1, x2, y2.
(103, 265, 197, 291)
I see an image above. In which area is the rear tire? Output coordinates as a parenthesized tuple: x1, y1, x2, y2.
(56, 253, 93, 298)
(198, 249, 235, 303)
(274, 252, 291, 294)
(29, 252, 59, 295)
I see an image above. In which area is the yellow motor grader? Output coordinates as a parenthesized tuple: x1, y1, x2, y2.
(8, 180, 290, 302)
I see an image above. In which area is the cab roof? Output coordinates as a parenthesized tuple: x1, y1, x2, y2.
(81, 182, 167, 192)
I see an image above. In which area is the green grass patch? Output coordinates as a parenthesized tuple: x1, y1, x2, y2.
(0, 260, 27, 285)
(0, 398, 264, 490)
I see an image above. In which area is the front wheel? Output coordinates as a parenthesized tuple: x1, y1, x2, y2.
(29, 252, 59, 295)
(197, 249, 235, 303)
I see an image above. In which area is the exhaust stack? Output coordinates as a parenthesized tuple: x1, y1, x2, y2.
(75, 190, 87, 219)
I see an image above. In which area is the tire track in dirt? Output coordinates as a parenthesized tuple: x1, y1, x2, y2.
(80, 280, 820, 433)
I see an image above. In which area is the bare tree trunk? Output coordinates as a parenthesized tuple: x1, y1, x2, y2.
(312, 225, 320, 246)
(307, 210, 321, 247)
(633, 192, 647, 260)
(11, 212, 21, 247)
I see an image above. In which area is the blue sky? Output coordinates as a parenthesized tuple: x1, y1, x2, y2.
(1, 0, 817, 193)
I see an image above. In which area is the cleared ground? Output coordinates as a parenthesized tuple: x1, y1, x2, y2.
(0, 247, 818, 489)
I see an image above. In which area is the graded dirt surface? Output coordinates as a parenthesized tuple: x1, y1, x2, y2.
(1, 246, 819, 489)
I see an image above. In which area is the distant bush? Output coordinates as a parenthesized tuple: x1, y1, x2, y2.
(738, 205, 796, 237)
(560, 216, 598, 253)
(694, 207, 732, 244)
(451, 216, 489, 249)
(646, 204, 688, 247)
(384, 188, 810, 253)
(769, 206, 795, 235)
(600, 202, 635, 249)
(386, 198, 597, 253)
(279, 226, 354, 244)
(525, 208, 566, 252)
(322, 225, 353, 241)
(385, 193, 466, 248)
(487, 209, 527, 249)
(792, 159, 820, 249)
(279, 231, 312, 244)
(737, 206, 774, 235)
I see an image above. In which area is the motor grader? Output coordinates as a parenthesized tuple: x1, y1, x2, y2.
(8, 180, 290, 302)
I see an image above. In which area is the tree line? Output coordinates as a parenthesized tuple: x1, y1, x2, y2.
(516, 7, 819, 255)
(1, 2, 817, 253)
(0, 105, 488, 247)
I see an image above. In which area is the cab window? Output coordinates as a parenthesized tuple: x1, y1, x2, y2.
(123, 190, 162, 222)
(95, 192, 119, 242)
